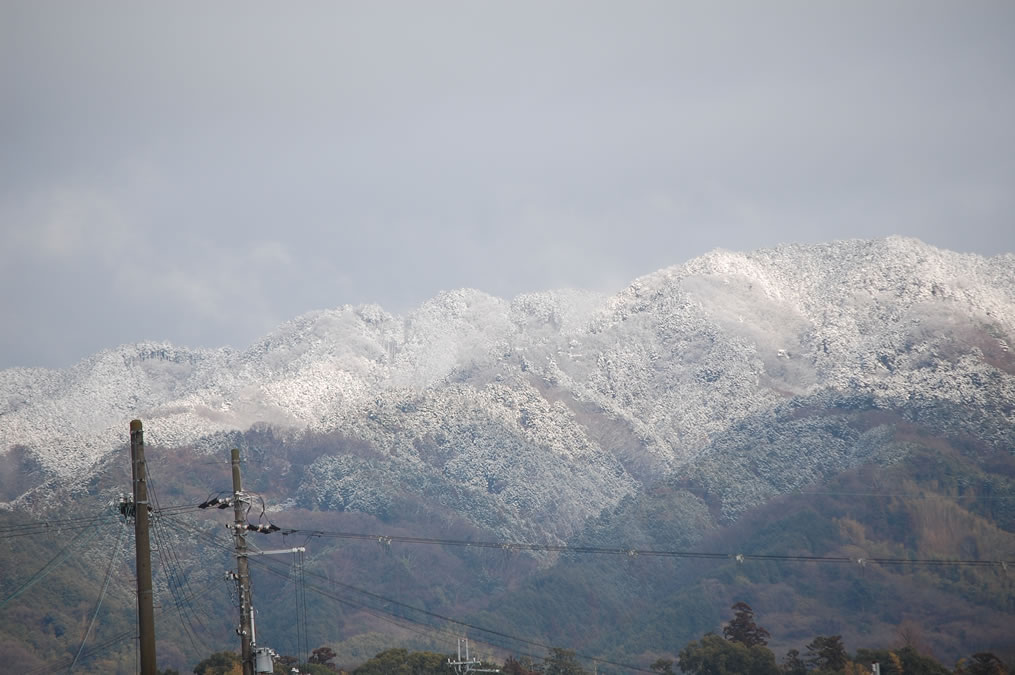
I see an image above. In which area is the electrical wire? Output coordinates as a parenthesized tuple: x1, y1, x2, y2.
(14, 501, 252, 675)
(5, 431, 1006, 674)
(274, 528, 1015, 569)
(0, 512, 119, 540)
(164, 489, 1015, 671)
(191, 489, 1012, 570)
(163, 513, 656, 673)
(70, 517, 128, 670)
(146, 465, 213, 655)
(169, 494, 1015, 668)
(233, 539, 556, 671)
(0, 519, 106, 611)
(163, 512, 306, 664)
(164, 517, 496, 655)
(247, 549, 542, 664)
(0, 504, 200, 541)
(0, 512, 116, 530)
(669, 484, 1015, 502)
(792, 490, 1013, 501)
(250, 551, 653, 674)
(149, 512, 207, 656)
(26, 630, 136, 675)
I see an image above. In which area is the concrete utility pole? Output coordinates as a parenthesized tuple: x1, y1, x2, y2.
(232, 448, 255, 675)
(130, 419, 157, 675)
(206, 451, 293, 674)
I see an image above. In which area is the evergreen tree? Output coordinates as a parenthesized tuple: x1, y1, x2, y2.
(351, 647, 454, 674)
(678, 633, 779, 675)
(193, 651, 242, 675)
(651, 657, 675, 673)
(544, 647, 586, 675)
(955, 653, 1009, 675)
(780, 649, 806, 675)
(722, 602, 770, 648)
(308, 645, 337, 666)
(854, 646, 949, 675)
(805, 636, 848, 673)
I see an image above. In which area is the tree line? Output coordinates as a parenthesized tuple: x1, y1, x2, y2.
(651, 602, 1010, 675)
(181, 604, 1010, 675)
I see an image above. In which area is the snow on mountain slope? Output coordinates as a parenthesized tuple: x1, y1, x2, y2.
(2, 237, 1013, 538)
(547, 237, 1015, 462)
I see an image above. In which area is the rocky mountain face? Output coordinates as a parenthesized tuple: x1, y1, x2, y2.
(2, 237, 1014, 546)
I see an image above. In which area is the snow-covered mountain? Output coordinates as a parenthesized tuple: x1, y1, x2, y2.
(3, 237, 1014, 541)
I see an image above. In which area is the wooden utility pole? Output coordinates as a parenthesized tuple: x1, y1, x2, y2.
(232, 448, 255, 675)
(130, 419, 157, 675)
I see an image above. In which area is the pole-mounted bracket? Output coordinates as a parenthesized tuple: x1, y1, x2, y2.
(239, 547, 307, 557)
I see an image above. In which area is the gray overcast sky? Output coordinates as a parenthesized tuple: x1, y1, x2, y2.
(2, 1, 1013, 369)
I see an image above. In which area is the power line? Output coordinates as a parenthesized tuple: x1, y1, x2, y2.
(791, 490, 1013, 501)
(149, 513, 205, 652)
(148, 472, 214, 624)
(146, 463, 213, 656)
(273, 528, 1014, 570)
(2, 501, 221, 674)
(0, 519, 106, 611)
(0, 512, 119, 539)
(246, 550, 552, 670)
(163, 516, 529, 661)
(70, 518, 128, 670)
(669, 485, 1015, 502)
(163, 514, 657, 673)
(230, 534, 612, 673)
(26, 630, 136, 675)
(166, 496, 1013, 671)
(256, 553, 472, 644)
(255, 548, 657, 674)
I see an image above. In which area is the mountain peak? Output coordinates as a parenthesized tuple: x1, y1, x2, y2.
(2, 238, 1013, 543)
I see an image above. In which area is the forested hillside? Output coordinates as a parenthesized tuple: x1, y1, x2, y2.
(1, 238, 1013, 672)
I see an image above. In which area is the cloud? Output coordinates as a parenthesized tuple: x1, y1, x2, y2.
(1, 1, 1013, 368)
(248, 241, 292, 267)
(0, 173, 303, 364)
(1, 187, 133, 262)
(128, 238, 296, 328)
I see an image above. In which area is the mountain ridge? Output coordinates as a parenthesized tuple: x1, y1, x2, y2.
(2, 236, 1015, 672)
(2, 236, 1013, 543)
